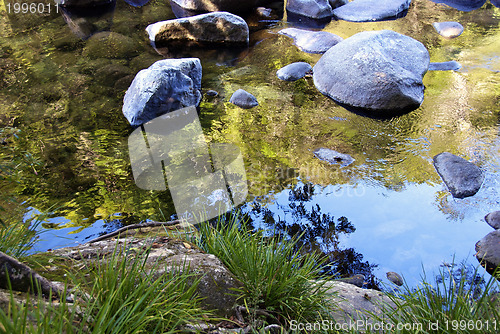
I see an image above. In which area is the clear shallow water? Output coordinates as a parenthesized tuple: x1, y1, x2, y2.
(1, 0, 499, 287)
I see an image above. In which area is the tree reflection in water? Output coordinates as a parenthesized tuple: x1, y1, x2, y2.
(244, 182, 380, 289)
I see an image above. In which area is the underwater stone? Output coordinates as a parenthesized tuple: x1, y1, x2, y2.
(432, 21, 464, 39)
(276, 62, 312, 81)
(429, 61, 461, 71)
(278, 28, 343, 54)
(229, 89, 258, 109)
(314, 148, 354, 166)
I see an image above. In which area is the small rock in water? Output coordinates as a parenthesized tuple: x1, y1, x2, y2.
(229, 89, 259, 109)
(429, 61, 462, 71)
(485, 211, 500, 230)
(205, 90, 219, 97)
(433, 22, 464, 39)
(279, 28, 343, 54)
(286, 0, 333, 20)
(386, 272, 404, 286)
(276, 62, 312, 81)
(433, 152, 484, 199)
(314, 148, 354, 166)
(476, 230, 500, 275)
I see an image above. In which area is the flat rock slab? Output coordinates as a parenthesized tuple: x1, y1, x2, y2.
(332, 0, 411, 22)
(313, 30, 429, 114)
(278, 28, 343, 53)
(276, 62, 312, 81)
(476, 230, 500, 275)
(146, 12, 249, 47)
(486, 211, 500, 230)
(429, 61, 462, 71)
(430, 0, 486, 11)
(229, 89, 259, 109)
(286, 0, 333, 19)
(324, 281, 398, 325)
(314, 148, 354, 166)
(433, 152, 484, 199)
(433, 21, 464, 38)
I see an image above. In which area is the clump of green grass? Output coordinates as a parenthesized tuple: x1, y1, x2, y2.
(0, 218, 41, 259)
(371, 264, 500, 334)
(191, 213, 334, 328)
(0, 245, 210, 334)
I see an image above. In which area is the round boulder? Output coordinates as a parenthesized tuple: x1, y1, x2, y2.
(476, 230, 500, 275)
(229, 89, 258, 109)
(122, 58, 202, 127)
(276, 62, 312, 81)
(146, 12, 249, 47)
(433, 152, 484, 199)
(486, 211, 500, 230)
(433, 21, 464, 39)
(286, 0, 333, 20)
(332, 0, 411, 22)
(313, 30, 429, 114)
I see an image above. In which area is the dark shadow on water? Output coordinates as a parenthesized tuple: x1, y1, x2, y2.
(242, 182, 380, 289)
(59, 2, 116, 40)
(286, 11, 331, 29)
(429, 0, 487, 12)
(334, 100, 420, 120)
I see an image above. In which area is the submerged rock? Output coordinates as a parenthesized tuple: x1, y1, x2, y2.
(313, 30, 429, 114)
(83, 31, 141, 59)
(433, 152, 484, 199)
(430, 0, 486, 12)
(229, 89, 259, 109)
(332, 0, 411, 22)
(476, 230, 500, 275)
(433, 21, 464, 39)
(278, 28, 343, 53)
(146, 12, 249, 47)
(485, 211, 500, 230)
(276, 62, 312, 81)
(429, 61, 462, 71)
(286, 0, 333, 19)
(122, 58, 202, 126)
(314, 148, 354, 166)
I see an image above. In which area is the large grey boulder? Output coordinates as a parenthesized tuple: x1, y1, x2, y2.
(278, 28, 343, 53)
(430, 0, 486, 12)
(276, 62, 312, 81)
(333, 0, 411, 22)
(313, 30, 429, 114)
(122, 58, 202, 127)
(170, 0, 260, 14)
(286, 0, 333, 19)
(433, 152, 484, 199)
(476, 230, 500, 275)
(146, 12, 249, 47)
(485, 211, 500, 230)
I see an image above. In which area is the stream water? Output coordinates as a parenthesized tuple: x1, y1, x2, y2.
(1, 0, 499, 288)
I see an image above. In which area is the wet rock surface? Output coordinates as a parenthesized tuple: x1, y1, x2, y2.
(313, 30, 429, 114)
(433, 152, 484, 199)
(83, 31, 141, 59)
(229, 89, 259, 108)
(276, 62, 312, 81)
(286, 0, 333, 19)
(329, 0, 349, 8)
(146, 12, 249, 47)
(122, 58, 202, 126)
(429, 60, 462, 71)
(278, 27, 343, 53)
(170, 0, 261, 15)
(314, 148, 354, 166)
(486, 211, 500, 230)
(332, 0, 411, 22)
(476, 230, 500, 275)
(433, 21, 464, 38)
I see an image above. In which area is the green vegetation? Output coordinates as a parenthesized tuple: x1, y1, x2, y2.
(0, 246, 209, 334)
(190, 213, 335, 329)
